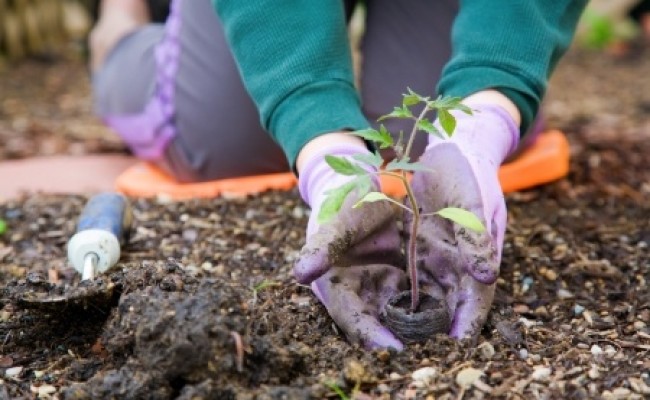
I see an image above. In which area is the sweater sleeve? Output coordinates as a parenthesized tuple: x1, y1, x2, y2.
(437, 1, 588, 134)
(211, 1, 369, 167)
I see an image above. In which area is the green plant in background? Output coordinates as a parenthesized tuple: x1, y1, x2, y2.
(578, 8, 639, 50)
(320, 89, 486, 312)
(0, 219, 7, 235)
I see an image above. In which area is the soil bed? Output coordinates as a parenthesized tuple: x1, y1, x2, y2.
(0, 49, 649, 399)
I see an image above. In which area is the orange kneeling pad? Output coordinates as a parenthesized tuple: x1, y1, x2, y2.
(115, 130, 570, 199)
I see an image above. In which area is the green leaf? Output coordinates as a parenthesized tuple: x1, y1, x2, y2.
(377, 105, 414, 121)
(354, 175, 374, 199)
(352, 126, 393, 149)
(253, 280, 280, 293)
(352, 152, 384, 168)
(325, 381, 350, 400)
(318, 182, 356, 224)
(0, 219, 6, 235)
(385, 159, 433, 172)
(402, 93, 420, 107)
(454, 103, 474, 115)
(325, 155, 367, 176)
(402, 87, 423, 107)
(434, 207, 485, 233)
(428, 95, 462, 110)
(438, 109, 457, 137)
(416, 119, 443, 138)
(353, 191, 391, 208)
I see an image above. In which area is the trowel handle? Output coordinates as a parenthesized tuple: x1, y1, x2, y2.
(67, 193, 132, 276)
(76, 193, 132, 242)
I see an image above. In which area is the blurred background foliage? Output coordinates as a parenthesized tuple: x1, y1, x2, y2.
(0, 0, 647, 63)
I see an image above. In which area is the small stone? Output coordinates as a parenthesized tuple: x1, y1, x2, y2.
(573, 304, 585, 316)
(519, 348, 529, 359)
(543, 269, 558, 281)
(478, 342, 495, 359)
(633, 320, 646, 330)
(5, 366, 22, 377)
(628, 377, 650, 394)
(521, 276, 534, 293)
(411, 367, 437, 385)
(531, 366, 552, 381)
(200, 261, 214, 272)
(610, 388, 631, 398)
(557, 289, 574, 299)
(0, 356, 13, 368)
(182, 229, 198, 242)
(344, 359, 374, 383)
(33, 385, 57, 396)
(456, 367, 483, 389)
(604, 345, 617, 357)
(292, 206, 305, 219)
(377, 383, 391, 394)
(588, 365, 600, 379)
(0, 310, 11, 322)
(513, 304, 530, 314)
(389, 372, 402, 380)
(590, 344, 603, 356)
(404, 388, 417, 400)
(534, 306, 550, 318)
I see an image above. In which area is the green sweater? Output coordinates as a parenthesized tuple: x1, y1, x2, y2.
(212, 1, 587, 167)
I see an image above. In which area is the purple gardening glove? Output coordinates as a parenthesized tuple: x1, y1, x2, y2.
(294, 144, 407, 350)
(410, 104, 519, 339)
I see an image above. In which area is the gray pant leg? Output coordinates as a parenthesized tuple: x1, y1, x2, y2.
(360, 0, 458, 159)
(93, 0, 288, 183)
(93, 26, 162, 116)
(166, 0, 288, 182)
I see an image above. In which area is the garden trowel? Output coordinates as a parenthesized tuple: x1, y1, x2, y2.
(13, 193, 132, 311)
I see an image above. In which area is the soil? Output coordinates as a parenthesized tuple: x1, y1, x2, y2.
(1, 46, 649, 399)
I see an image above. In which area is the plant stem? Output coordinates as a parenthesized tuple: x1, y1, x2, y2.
(403, 105, 431, 160)
(400, 105, 430, 311)
(402, 170, 421, 312)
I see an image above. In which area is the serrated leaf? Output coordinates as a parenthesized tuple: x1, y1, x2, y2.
(454, 103, 474, 115)
(378, 125, 394, 148)
(402, 93, 420, 107)
(416, 119, 443, 138)
(325, 155, 366, 176)
(429, 95, 462, 110)
(353, 191, 391, 208)
(406, 87, 430, 102)
(434, 207, 485, 232)
(377, 105, 414, 121)
(352, 126, 393, 149)
(385, 159, 433, 172)
(438, 109, 457, 137)
(318, 182, 356, 224)
(352, 152, 384, 168)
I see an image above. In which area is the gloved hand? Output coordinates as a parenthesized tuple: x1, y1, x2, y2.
(409, 103, 519, 339)
(294, 144, 407, 350)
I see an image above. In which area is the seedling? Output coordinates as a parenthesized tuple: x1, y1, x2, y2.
(324, 380, 353, 400)
(251, 279, 280, 304)
(319, 89, 485, 313)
